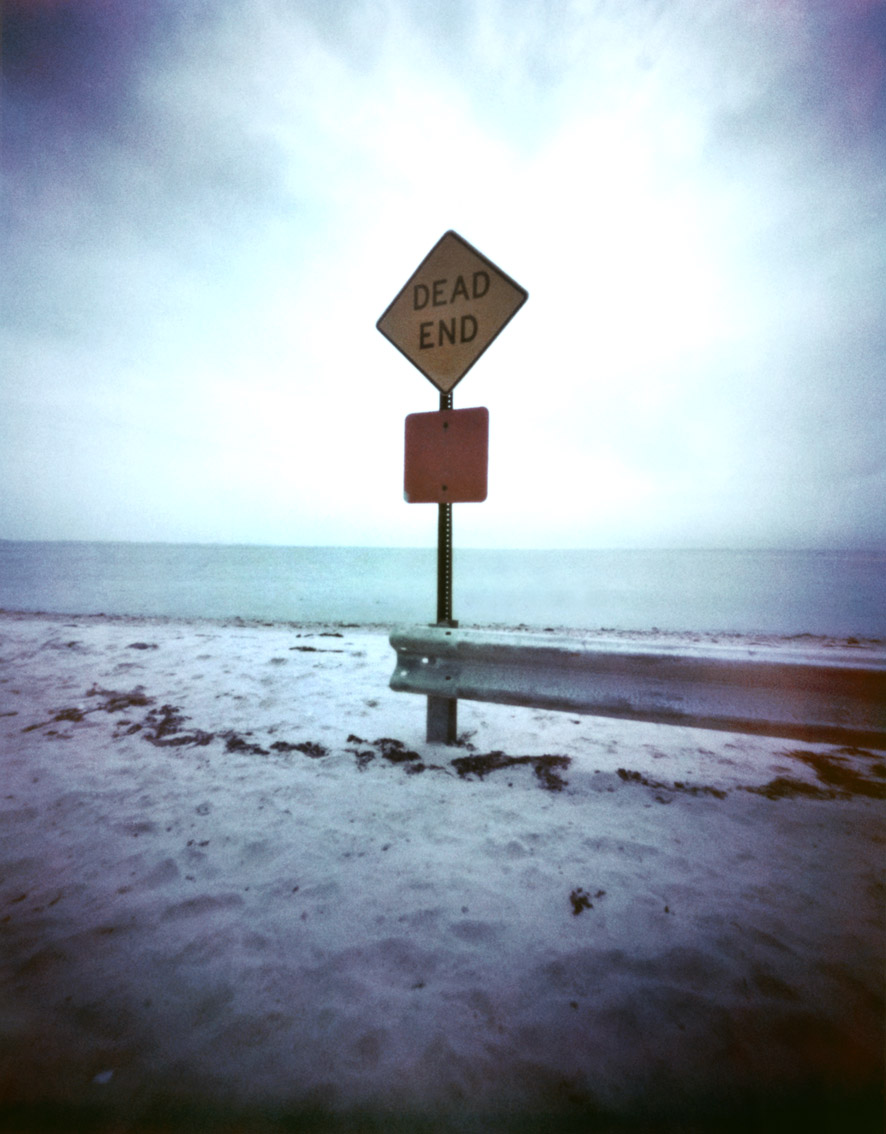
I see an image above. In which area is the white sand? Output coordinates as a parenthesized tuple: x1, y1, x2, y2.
(1, 612, 883, 1132)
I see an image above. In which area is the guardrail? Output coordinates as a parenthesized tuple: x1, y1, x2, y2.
(389, 626, 886, 746)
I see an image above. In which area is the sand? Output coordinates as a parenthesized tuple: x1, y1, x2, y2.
(1, 611, 883, 1132)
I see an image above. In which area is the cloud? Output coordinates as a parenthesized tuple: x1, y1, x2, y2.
(1, 0, 884, 547)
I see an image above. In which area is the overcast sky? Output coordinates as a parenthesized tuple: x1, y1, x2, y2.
(2, 0, 884, 549)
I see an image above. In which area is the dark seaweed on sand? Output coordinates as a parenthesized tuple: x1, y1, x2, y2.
(451, 751, 571, 792)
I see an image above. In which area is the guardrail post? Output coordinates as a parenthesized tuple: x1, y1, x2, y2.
(427, 694, 458, 744)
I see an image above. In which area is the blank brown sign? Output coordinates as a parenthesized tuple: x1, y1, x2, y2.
(404, 407, 489, 503)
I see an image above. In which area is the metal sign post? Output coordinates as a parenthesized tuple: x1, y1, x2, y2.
(436, 391, 455, 628)
(377, 230, 527, 743)
(429, 399, 457, 741)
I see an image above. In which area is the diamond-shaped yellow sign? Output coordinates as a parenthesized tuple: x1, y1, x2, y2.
(376, 230, 528, 394)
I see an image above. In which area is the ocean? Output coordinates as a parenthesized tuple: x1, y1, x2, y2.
(0, 542, 883, 637)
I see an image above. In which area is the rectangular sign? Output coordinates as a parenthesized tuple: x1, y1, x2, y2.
(378, 231, 527, 394)
(404, 406, 489, 503)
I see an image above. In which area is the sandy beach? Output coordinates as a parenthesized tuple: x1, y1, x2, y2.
(1, 611, 883, 1132)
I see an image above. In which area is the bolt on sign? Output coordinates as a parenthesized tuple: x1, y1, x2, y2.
(376, 230, 528, 394)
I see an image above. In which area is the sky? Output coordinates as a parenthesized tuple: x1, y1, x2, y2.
(1, 0, 885, 550)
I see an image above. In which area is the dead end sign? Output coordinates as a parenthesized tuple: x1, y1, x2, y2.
(404, 406, 488, 503)
(376, 230, 528, 394)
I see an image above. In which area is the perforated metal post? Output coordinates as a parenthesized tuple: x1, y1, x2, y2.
(436, 502, 453, 625)
(429, 390, 458, 743)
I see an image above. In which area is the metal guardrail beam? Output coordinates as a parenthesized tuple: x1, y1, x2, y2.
(389, 626, 886, 747)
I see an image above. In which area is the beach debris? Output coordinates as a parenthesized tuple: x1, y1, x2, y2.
(294, 741, 328, 758)
(86, 684, 154, 713)
(743, 777, 835, 801)
(53, 707, 85, 722)
(451, 751, 571, 792)
(269, 740, 328, 758)
(790, 747, 886, 798)
(744, 747, 886, 801)
(616, 768, 727, 801)
(143, 703, 213, 747)
(344, 735, 570, 786)
(614, 749, 886, 803)
(374, 737, 423, 764)
(569, 887, 606, 915)
(344, 735, 428, 773)
(21, 685, 154, 733)
(223, 732, 269, 756)
(372, 737, 426, 774)
(221, 735, 328, 759)
(346, 735, 376, 770)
